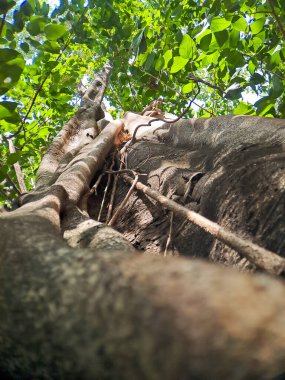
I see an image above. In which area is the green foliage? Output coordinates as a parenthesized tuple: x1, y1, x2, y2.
(0, 0, 284, 206)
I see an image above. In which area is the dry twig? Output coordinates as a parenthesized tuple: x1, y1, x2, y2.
(108, 174, 139, 226)
(164, 211, 174, 256)
(98, 155, 115, 222)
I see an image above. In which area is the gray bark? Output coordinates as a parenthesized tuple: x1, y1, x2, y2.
(110, 113, 285, 270)
(1, 211, 285, 380)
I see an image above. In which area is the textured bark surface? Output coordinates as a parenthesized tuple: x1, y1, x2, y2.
(109, 114, 285, 271)
(1, 211, 285, 380)
(2, 94, 285, 380)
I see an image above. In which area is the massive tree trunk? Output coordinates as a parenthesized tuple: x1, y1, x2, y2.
(1, 65, 285, 379)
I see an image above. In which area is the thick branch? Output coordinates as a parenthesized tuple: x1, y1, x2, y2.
(54, 120, 123, 203)
(123, 174, 285, 275)
(36, 63, 112, 190)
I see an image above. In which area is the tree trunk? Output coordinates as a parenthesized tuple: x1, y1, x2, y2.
(1, 66, 285, 379)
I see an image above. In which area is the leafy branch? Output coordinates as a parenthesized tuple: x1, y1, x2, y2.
(19, 35, 73, 132)
(188, 74, 224, 95)
(268, 0, 285, 41)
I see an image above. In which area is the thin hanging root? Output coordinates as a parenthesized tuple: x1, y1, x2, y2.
(106, 160, 123, 224)
(78, 190, 90, 213)
(98, 155, 115, 222)
(91, 173, 105, 195)
(123, 174, 285, 276)
(164, 211, 174, 256)
(108, 174, 139, 227)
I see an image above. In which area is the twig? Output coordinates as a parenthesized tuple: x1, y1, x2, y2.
(127, 78, 140, 112)
(164, 211, 174, 256)
(105, 169, 147, 175)
(108, 174, 139, 226)
(91, 173, 105, 195)
(6, 173, 21, 195)
(106, 160, 123, 223)
(0, 12, 6, 38)
(123, 174, 285, 276)
(12, 35, 73, 138)
(22, 36, 72, 125)
(8, 139, 27, 194)
(188, 74, 224, 94)
(138, 67, 216, 116)
(98, 154, 115, 222)
(268, 0, 285, 40)
(0, 188, 12, 201)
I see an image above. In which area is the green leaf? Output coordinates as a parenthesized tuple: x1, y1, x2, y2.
(251, 73, 265, 85)
(269, 50, 281, 69)
(230, 29, 239, 47)
(0, 48, 25, 95)
(233, 102, 254, 115)
(43, 40, 61, 53)
(269, 76, 283, 99)
(26, 16, 47, 36)
(0, 165, 8, 182)
(179, 34, 196, 59)
(7, 152, 21, 165)
(170, 56, 188, 73)
(44, 24, 67, 40)
(0, 101, 20, 122)
(145, 52, 156, 71)
(20, 42, 29, 53)
(20, 0, 34, 16)
(251, 36, 263, 52)
(182, 82, 195, 94)
(232, 16, 248, 32)
(250, 19, 265, 35)
(225, 87, 243, 100)
(228, 51, 245, 67)
(210, 17, 231, 32)
(255, 96, 275, 116)
(155, 55, 164, 71)
(131, 28, 145, 55)
(214, 30, 228, 47)
(199, 32, 212, 51)
(163, 49, 172, 69)
(0, 0, 16, 14)
(248, 60, 256, 75)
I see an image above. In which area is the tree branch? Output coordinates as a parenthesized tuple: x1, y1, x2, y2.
(21, 36, 73, 127)
(108, 173, 139, 226)
(268, 0, 285, 40)
(0, 12, 6, 38)
(5, 173, 21, 195)
(123, 174, 285, 276)
(35, 62, 113, 190)
(188, 74, 224, 94)
(138, 68, 216, 116)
